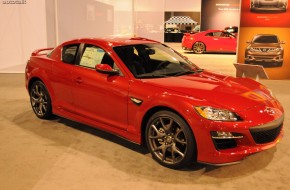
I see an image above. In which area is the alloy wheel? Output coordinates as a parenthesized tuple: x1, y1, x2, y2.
(146, 112, 195, 168)
(30, 81, 52, 119)
(193, 42, 205, 54)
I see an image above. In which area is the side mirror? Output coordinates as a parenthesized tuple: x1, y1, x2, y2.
(280, 41, 285, 44)
(95, 64, 119, 75)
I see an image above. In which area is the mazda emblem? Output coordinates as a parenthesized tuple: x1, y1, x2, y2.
(264, 107, 275, 115)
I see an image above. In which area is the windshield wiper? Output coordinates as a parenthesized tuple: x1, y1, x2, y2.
(173, 69, 202, 76)
(137, 74, 168, 79)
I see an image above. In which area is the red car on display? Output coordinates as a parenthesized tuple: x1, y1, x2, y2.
(182, 30, 237, 54)
(25, 37, 284, 169)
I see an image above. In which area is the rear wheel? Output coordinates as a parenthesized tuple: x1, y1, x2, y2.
(145, 111, 196, 169)
(29, 81, 53, 119)
(193, 42, 205, 54)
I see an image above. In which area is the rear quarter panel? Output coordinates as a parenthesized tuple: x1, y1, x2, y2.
(26, 55, 56, 105)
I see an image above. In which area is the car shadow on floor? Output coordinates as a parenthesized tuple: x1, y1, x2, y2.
(55, 115, 149, 155)
(52, 115, 208, 171)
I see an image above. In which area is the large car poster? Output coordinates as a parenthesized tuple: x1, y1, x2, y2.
(237, 0, 290, 79)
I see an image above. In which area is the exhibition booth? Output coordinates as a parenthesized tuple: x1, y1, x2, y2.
(0, 1, 290, 190)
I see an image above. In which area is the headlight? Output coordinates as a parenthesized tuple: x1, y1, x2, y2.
(268, 48, 281, 52)
(195, 106, 239, 121)
(267, 88, 277, 99)
(260, 85, 276, 98)
(249, 47, 260, 52)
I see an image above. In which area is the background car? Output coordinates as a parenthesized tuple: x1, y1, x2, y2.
(250, 0, 288, 12)
(182, 30, 237, 54)
(25, 37, 284, 169)
(224, 26, 238, 36)
(245, 34, 285, 67)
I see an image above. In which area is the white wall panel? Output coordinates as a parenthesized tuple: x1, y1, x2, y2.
(165, 0, 201, 12)
(0, 1, 47, 73)
(134, 0, 165, 42)
(0, 0, 202, 73)
(56, 0, 134, 43)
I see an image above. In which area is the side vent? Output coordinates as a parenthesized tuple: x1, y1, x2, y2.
(130, 97, 143, 106)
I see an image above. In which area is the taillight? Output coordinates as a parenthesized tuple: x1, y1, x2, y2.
(25, 60, 30, 73)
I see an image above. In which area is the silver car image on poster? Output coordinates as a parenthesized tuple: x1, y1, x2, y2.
(250, 0, 288, 12)
(245, 34, 285, 67)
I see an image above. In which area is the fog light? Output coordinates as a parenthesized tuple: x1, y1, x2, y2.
(211, 131, 243, 139)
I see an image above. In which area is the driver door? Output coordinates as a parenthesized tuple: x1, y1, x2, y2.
(71, 44, 129, 130)
(218, 32, 236, 52)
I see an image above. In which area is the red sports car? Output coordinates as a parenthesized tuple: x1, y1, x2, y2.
(25, 37, 284, 169)
(182, 30, 237, 54)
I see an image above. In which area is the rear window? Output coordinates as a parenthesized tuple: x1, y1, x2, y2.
(62, 44, 79, 64)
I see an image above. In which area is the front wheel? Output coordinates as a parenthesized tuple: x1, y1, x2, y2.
(145, 111, 196, 169)
(193, 42, 205, 54)
(29, 81, 53, 119)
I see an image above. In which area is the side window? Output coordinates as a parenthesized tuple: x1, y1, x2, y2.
(205, 32, 213, 37)
(220, 32, 229, 37)
(79, 45, 116, 70)
(62, 44, 79, 64)
(212, 32, 222, 37)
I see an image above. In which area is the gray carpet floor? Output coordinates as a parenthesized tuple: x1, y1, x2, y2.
(0, 72, 289, 190)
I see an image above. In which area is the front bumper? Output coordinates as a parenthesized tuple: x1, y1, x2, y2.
(194, 108, 284, 165)
(250, 6, 287, 12)
(245, 53, 284, 67)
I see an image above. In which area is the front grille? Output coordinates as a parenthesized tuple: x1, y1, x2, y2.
(252, 48, 277, 53)
(253, 48, 279, 53)
(253, 56, 274, 60)
(250, 124, 282, 144)
(212, 139, 237, 150)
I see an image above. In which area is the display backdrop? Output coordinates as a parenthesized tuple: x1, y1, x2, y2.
(237, 0, 290, 79)
(201, 0, 240, 31)
(240, 0, 290, 27)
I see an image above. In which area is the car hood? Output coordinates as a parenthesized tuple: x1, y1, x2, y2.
(142, 71, 275, 112)
(250, 43, 281, 48)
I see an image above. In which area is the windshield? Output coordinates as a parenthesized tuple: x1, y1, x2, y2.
(113, 43, 201, 78)
(253, 35, 278, 43)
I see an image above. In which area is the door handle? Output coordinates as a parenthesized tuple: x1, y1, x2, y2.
(75, 77, 83, 84)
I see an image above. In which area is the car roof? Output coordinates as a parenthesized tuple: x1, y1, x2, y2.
(61, 37, 158, 47)
(194, 30, 224, 35)
(205, 30, 223, 33)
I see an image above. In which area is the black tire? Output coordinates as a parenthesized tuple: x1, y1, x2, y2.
(145, 111, 196, 169)
(193, 42, 205, 54)
(29, 81, 53, 119)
